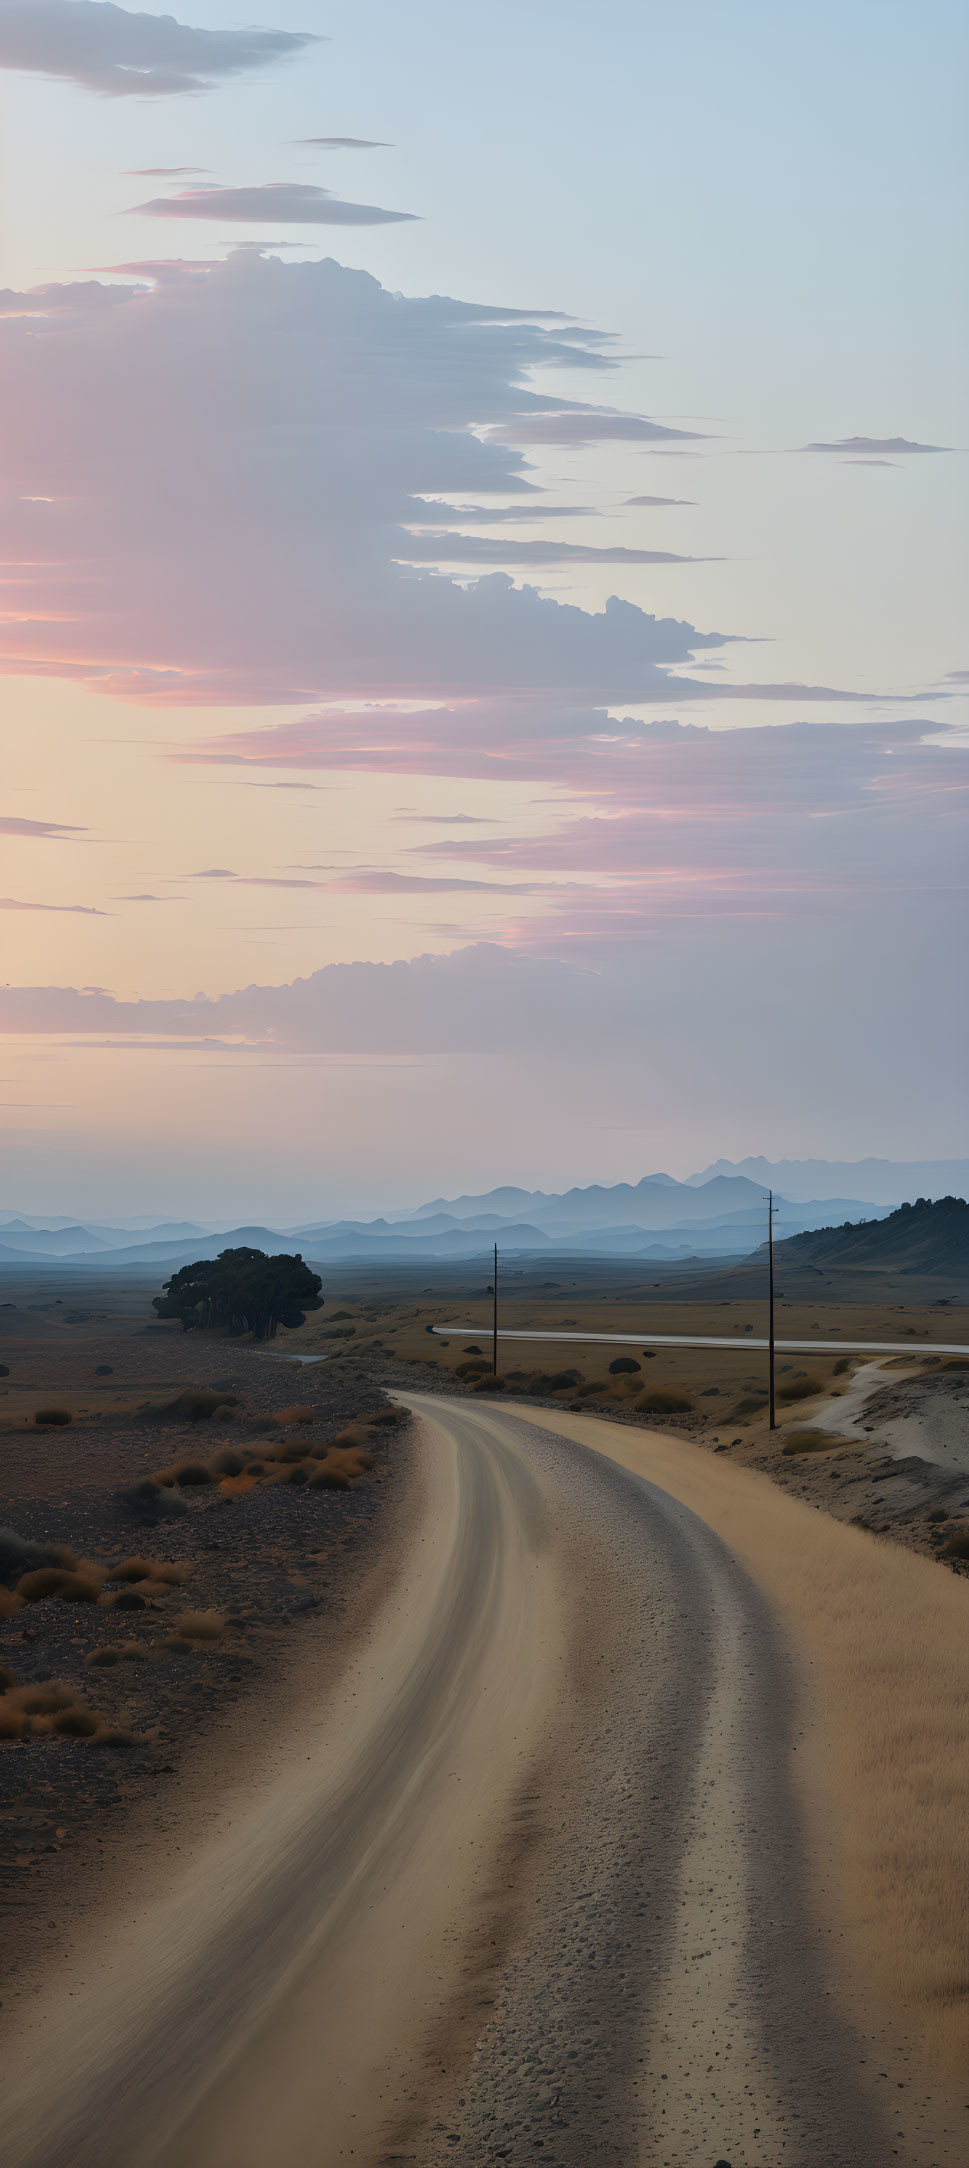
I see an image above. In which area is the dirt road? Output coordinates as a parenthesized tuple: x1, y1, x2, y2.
(0, 1394, 963, 2166)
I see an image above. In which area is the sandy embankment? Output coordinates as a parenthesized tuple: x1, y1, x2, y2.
(522, 1401, 969, 2077)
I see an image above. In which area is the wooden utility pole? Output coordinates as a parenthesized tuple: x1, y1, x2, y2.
(768, 1189, 776, 1430)
(492, 1243, 499, 1374)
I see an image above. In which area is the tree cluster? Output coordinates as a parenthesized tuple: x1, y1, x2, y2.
(152, 1247, 323, 1341)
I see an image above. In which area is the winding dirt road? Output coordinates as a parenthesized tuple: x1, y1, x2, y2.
(0, 1394, 962, 2166)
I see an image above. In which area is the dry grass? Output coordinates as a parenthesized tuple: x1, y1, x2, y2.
(85, 1641, 149, 1667)
(635, 1388, 693, 1414)
(270, 1404, 315, 1429)
(15, 1568, 102, 1604)
(522, 1404, 969, 2078)
(777, 1374, 824, 1403)
(781, 1429, 858, 1456)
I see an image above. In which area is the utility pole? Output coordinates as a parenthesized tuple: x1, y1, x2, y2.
(768, 1189, 776, 1430)
(493, 1242, 499, 1375)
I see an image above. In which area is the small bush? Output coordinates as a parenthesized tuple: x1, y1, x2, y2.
(171, 1462, 216, 1488)
(174, 1610, 226, 1642)
(0, 1362, 9, 1377)
(782, 1430, 845, 1455)
(0, 1527, 77, 1586)
(33, 1407, 72, 1427)
(472, 1374, 505, 1393)
(211, 1448, 245, 1476)
(308, 1464, 350, 1489)
(833, 1357, 850, 1376)
(53, 1705, 100, 1738)
(90, 1726, 140, 1748)
(734, 1395, 768, 1416)
(463, 1344, 482, 1355)
(16, 1567, 101, 1604)
(0, 1700, 27, 1741)
(364, 1407, 400, 1427)
(86, 1641, 148, 1667)
(0, 1663, 17, 1692)
(115, 1478, 187, 1523)
(0, 1589, 23, 1619)
(106, 1557, 155, 1584)
(778, 1375, 823, 1404)
(287, 1464, 309, 1484)
(609, 1356, 641, 1376)
(635, 1390, 693, 1415)
(13, 1682, 73, 1715)
(456, 1359, 490, 1379)
(95, 1364, 113, 1376)
(941, 1527, 969, 1561)
(271, 1404, 315, 1428)
(549, 1368, 583, 1389)
(109, 1590, 147, 1611)
(640, 1350, 656, 1359)
(167, 1387, 238, 1421)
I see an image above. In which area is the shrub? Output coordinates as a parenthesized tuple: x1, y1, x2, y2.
(270, 1404, 315, 1428)
(472, 1374, 505, 1392)
(833, 1357, 850, 1376)
(635, 1390, 693, 1415)
(53, 1705, 100, 1738)
(115, 1478, 187, 1523)
(0, 1700, 27, 1741)
(174, 1610, 226, 1642)
(287, 1464, 309, 1485)
(640, 1351, 656, 1359)
(781, 1430, 845, 1455)
(106, 1557, 155, 1584)
(0, 1663, 17, 1692)
(608, 1357, 641, 1376)
(549, 1369, 583, 1389)
(211, 1448, 245, 1476)
(89, 1726, 140, 1748)
(86, 1641, 148, 1666)
(0, 1363, 9, 1377)
(941, 1527, 969, 1561)
(109, 1590, 147, 1611)
(16, 1567, 101, 1604)
(308, 1464, 350, 1490)
(456, 1359, 490, 1379)
(364, 1407, 400, 1427)
(151, 1387, 238, 1423)
(733, 1395, 768, 1416)
(778, 1376, 823, 1404)
(463, 1344, 482, 1355)
(13, 1682, 73, 1715)
(0, 1527, 77, 1586)
(95, 1364, 113, 1376)
(574, 1380, 605, 1399)
(33, 1407, 72, 1427)
(171, 1462, 216, 1487)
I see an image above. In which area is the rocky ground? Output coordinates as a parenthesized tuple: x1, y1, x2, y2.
(0, 1330, 411, 1977)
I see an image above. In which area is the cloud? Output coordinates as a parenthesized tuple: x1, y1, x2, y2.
(125, 167, 210, 177)
(0, 815, 86, 837)
(396, 534, 701, 568)
(0, 253, 738, 708)
(0, 1, 318, 97)
(293, 137, 390, 150)
(115, 892, 179, 901)
(132, 182, 418, 226)
(193, 867, 236, 879)
(486, 409, 703, 447)
(800, 435, 948, 455)
(0, 897, 108, 914)
(625, 495, 695, 507)
(409, 502, 597, 523)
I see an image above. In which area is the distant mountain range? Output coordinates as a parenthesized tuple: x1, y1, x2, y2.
(4, 1156, 965, 1269)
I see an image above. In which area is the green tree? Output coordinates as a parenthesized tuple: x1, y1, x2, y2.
(153, 1248, 323, 1340)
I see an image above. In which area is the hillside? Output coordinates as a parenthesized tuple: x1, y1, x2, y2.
(775, 1196, 969, 1278)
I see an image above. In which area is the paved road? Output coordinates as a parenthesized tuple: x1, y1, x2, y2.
(433, 1322, 969, 1354)
(0, 1395, 919, 2166)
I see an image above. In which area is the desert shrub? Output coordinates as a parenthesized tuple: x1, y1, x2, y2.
(53, 1705, 100, 1738)
(109, 1590, 147, 1611)
(635, 1390, 693, 1415)
(0, 1700, 26, 1741)
(472, 1374, 505, 1392)
(106, 1558, 155, 1584)
(90, 1726, 140, 1748)
(266, 1436, 309, 1464)
(363, 1407, 400, 1427)
(608, 1356, 641, 1376)
(150, 1387, 239, 1423)
(463, 1344, 482, 1355)
(330, 1310, 353, 1321)
(941, 1527, 969, 1560)
(270, 1404, 315, 1428)
(833, 1357, 850, 1376)
(86, 1646, 122, 1667)
(174, 1610, 226, 1642)
(782, 1430, 845, 1455)
(734, 1394, 768, 1416)
(549, 1369, 583, 1389)
(778, 1375, 823, 1403)
(171, 1462, 216, 1487)
(323, 1325, 356, 1339)
(13, 1682, 73, 1715)
(0, 1363, 9, 1377)
(456, 1359, 490, 1379)
(211, 1448, 245, 1476)
(308, 1464, 350, 1489)
(926, 1508, 949, 1524)
(0, 1527, 77, 1585)
(115, 1478, 187, 1523)
(95, 1364, 113, 1376)
(33, 1407, 72, 1427)
(327, 1424, 371, 1449)
(16, 1567, 101, 1604)
(640, 1350, 656, 1359)
(287, 1464, 309, 1485)
(246, 1461, 265, 1476)
(0, 1589, 23, 1619)
(0, 1663, 17, 1692)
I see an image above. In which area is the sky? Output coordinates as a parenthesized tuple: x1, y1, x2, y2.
(0, 0, 966, 1220)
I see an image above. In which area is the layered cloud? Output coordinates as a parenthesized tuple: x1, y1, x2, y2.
(0, 1, 317, 97)
(133, 182, 417, 226)
(800, 435, 947, 455)
(0, 814, 86, 837)
(0, 253, 737, 706)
